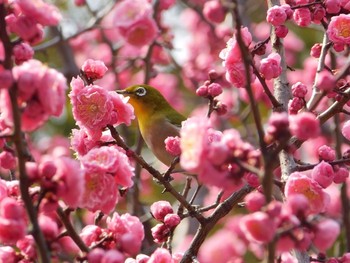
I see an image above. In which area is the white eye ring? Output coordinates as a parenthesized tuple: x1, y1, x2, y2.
(135, 87, 147, 97)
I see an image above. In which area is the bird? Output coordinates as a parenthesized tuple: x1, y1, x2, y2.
(116, 84, 186, 168)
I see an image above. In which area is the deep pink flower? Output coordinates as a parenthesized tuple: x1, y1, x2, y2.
(101, 250, 124, 263)
(275, 25, 289, 38)
(311, 161, 334, 188)
(164, 213, 181, 228)
(0, 151, 16, 170)
(12, 43, 34, 65)
(317, 70, 336, 92)
(342, 120, 350, 140)
(313, 219, 340, 252)
(80, 171, 118, 214)
(240, 212, 276, 243)
(150, 201, 174, 221)
(266, 5, 288, 26)
(291, 82, 308, 98)
(333, 167, 349, 184)
(325, 0, 341, 14)
(207, 83, 223, 97)
(15, 0, 62, 26)
(312, 6, 326, 24)
(81, 59, 108, 80)
(74, 0, 86, 6)
(17, 235, 36, 260)
(259, 53, 282, 80)
(327, 14, 350, 44)
(293, 8, 312, 27)
(285, 172, 330, 214)
(151, 224, 171, 243)
(0, 246, 16, 263)
(289, 112, 320, 140)
(288, 97, 304, 114)
(318, 145, 336, 161)
(113, 0, 152, 27)
(203, 1, 226, 24)
(0, 70, 13, 90)
(244, 192, 266, 212)
(38, 214, 59, 241)
(340, 0, 350, 10)
(148, 248, 172, 263)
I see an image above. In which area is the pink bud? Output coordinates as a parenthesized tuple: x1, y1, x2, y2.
(289, 112, 320, 140)
(318, 145, 336, 161)
(151, 223, 171, 243)
(275, 25, 288, 38)
(208, 83, 223, 97)
(150, 201, 173, 221)
(74, 0, 86, 6)
(0, 151, 16, 170)
(244, 192, 266, 212)
(333, 166, 348, 184)
(26, 162, 39, 181)
(240, 212, 276, 243)
(310, 43, 322, 58)
(333, 43, 345, 52)
(12, 43, 34, 65)
(203, 1, 226, 24)
(0, 197, 25, 219)
(39, 161, 57, 179)
(317, 70, 336, 92)
(325, 0, 341, 14)
(216, 102, 228, 115)
(266, 5, 287, 26)
(196, 85, 209, 97)
(293, 8, 312, 27)
(287, 194, 309, 216)
(291, 82, 308, 98)
(311, 161, 334, 188)
(0, 70, 13, 90)
(313, 219, 340, 252)
(38, 215, 59, 241)
(259, 53, 282, 80)
(288, 97, 304, 114)
(88, 248, 105, 263)
(81, 59, 108, 80)
(312, 6, 326, 24)
(163, 213, 181, 228)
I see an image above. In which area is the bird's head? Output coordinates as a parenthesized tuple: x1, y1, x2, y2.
(117, 84, 172, 117)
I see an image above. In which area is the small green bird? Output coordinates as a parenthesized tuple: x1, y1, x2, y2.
(117, 84, 186, 167)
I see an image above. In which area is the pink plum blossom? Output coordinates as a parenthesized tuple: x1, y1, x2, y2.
(12, 43, 34, 65)
(293, 8, 312, 27)
(240, 212, 276, 243)
(318, 145, 336, 161)
(163, 213, 181, 228)
(0, 246, 16, 263)
(0, 151, 16, 170)
(289, 112, 320, 140)
(285, 172, 330, 214)
(203, 1, 226, 24)
(311, 161, 334, 188)
(150, 201, 174, 221)
(14, 0, 62, 26)
(148, 248, 172, 263)
(275, 25, 289, 38)
(266, 5, 288, 26)
(342, 120, 350, 140)
(113, 0, 152, 27)
(69, 77, 134, 139)
(164, 136, 181, 156)
(328, 14, 350, 44)
(291, 82, 308, 98)
(310, 43, 322, 58)
(317, 70, 336, 92)
(333, 167, 349, 183)
(259, 53, 282, 80)
(0, 70, 13, 90)
(151, 223, 171, 244)
(81, 59, 108, 81)
(325, 0, 341, 14)
(313, 219, 340, 252)
(244, 192, 266, 212)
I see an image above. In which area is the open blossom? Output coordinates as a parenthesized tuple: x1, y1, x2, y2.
(81, 146, 134, 187)
(240, 212, 276, 243)
(259, 53, 282, 80)
(14, 0, 62, 26)
(69, 77, 134, 139)
(81, 59, 108, 80)
(293, 8, 312, 27)
(285, 172, 330, 214)
(220, 27, 255, 88)
(328, 14, 350, 44)
(164, 136, 181, 156)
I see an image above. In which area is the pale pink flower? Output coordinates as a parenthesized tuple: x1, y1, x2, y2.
(240, 212, 276, 243)
(83, 146, 134, 187)
(180, 116, 211, 172)
(342, 120, 350, 140)
(5, 14, 44, 44)
(259, 53, 282, 80)
(107, 212, 144, 255)
(285, 172, 330, 214)
(150, 201, 174, 221)
(313, 219, 340, 252)
(12, 43, 34, 65)
(81, 59, 108, 80)
(0, 246, 16, 263)
(113, 0, 152, 27)
(15, 0, 61, 26)
(203, 1, 226, 24)
(164, 136, 181, 156)
(327, 14, 350, 44)
(266, 5, 288, 26)
(119, 17, 158, 47)
(80, 171, 118, 214)
(293, 8, 312, 27)
(289, 112, 320, 140)
(54, 157, 85, 208)
(311, 161, 334, 188)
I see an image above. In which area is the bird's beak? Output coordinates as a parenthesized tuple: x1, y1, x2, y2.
(116, 89, 130, 95)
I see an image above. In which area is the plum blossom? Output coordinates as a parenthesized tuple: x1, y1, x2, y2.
(327, 14, 350, 44)
(259, 53, 282, 80)
(289, 112, 320, 140)
(81, 59, 108, 81)
(266, 5, 288, 26)
(69, 77, 134, 139)
(203, 1, 226, 24)
(240, 212, 276, 243)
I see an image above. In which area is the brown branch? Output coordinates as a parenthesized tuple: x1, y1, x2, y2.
(0, 4, 50, 262)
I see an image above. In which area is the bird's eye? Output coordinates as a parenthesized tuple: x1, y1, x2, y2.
(135, 87, 147, 97)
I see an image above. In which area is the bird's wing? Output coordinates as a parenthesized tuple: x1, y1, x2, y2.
(166, 110, 186, 129)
